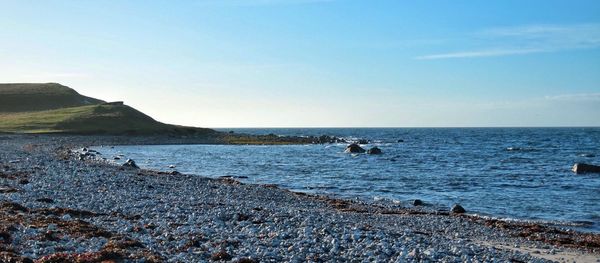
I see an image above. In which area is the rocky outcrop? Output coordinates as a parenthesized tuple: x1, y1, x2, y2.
(367, 147, 382, 155)
(312, 135, 346, 144)
(572, 163, 600, 174)
(345, 144, 366, 153)
(122, 159, 140, 169)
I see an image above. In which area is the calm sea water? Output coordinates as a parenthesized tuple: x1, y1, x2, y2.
(94, 128, 600, 231)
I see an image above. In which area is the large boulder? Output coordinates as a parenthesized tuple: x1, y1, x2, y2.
(367, 147, 382, 155)
(345, 144, 366, 153)
(451, 204, 466, 214)
(122, 159, 140, 169)
(572, 163, 600, 174)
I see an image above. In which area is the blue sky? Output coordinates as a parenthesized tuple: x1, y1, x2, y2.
(1, 0, 599, 127)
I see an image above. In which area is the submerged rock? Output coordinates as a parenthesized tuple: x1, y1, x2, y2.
(451, 204, 466, 214)
(123, 159, 140, 169)
(572, 163, 600, 174)
(413, 199, 423, 206)
(367, 147, 382, 155)
(357, 139, 370, 144)
(579, 153, 595, 158)
(345, 144, 366, 153)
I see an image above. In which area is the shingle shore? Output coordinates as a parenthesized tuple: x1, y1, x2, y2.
(0, 134, 597, 262)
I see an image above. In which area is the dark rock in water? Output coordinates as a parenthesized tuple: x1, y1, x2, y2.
(170, 171, 181, 175)
(18, 179, 29, 185)
(451, 204, 466, 213)
(413, 199, 423, 206)
(397, 139, 404, 143)
(572, 163, 600, 174)
(579, 153, 596, 158)
(122, 159, 140, 169)
(367, 147, 382, 155)
(312, 135, 346, 144)
(114, 157, 121, 160)
(345, 144, 366, 153)
(76, 151, 94, 161)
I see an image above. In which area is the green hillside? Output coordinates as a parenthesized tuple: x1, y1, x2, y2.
(0, 83, 105, 112)
(0, 83, 311, 143)
(0, 83, 215, 135)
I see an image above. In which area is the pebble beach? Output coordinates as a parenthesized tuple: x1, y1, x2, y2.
(1, 134, 599, 262)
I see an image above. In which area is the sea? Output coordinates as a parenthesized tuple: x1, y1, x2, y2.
(92, 128, 600, 232)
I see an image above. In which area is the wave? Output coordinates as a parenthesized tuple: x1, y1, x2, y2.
(505, 147, 539, 152)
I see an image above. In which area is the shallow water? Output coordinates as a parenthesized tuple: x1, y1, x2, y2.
(94, 128, 600, 231)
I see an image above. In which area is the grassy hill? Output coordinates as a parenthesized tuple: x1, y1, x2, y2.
(0, 83, 315, 144)
(0, 83, 215, 135)
(0, 103, 215, 135)
(0, 83, 105, 112)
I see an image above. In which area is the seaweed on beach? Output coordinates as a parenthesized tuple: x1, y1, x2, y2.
(36, 207, 100, 218)
(0, 171, 30, 181)
(0, 251, 33, 263)
(0, 200, 163, 262)
(483, 219, 600, 251)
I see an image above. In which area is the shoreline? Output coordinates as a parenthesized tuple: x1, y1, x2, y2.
(90, 140, 600, 235)
(1, 135, 599, 262)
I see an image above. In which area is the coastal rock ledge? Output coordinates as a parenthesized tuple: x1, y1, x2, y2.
(572, 163, 600, 174)
(345, 143, 366, 153)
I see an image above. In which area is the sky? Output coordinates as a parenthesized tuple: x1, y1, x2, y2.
(1, 0, 599, 127)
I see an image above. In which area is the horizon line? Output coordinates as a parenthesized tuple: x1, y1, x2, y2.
(209, 126, 600, 129)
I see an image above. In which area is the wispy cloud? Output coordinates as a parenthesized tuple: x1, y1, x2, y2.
(543, 93, 600, 101)
(416, 23, 600, 60)
(416, 48, 544, 60)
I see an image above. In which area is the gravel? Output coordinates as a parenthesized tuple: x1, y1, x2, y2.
(0, 134, 595, 262)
